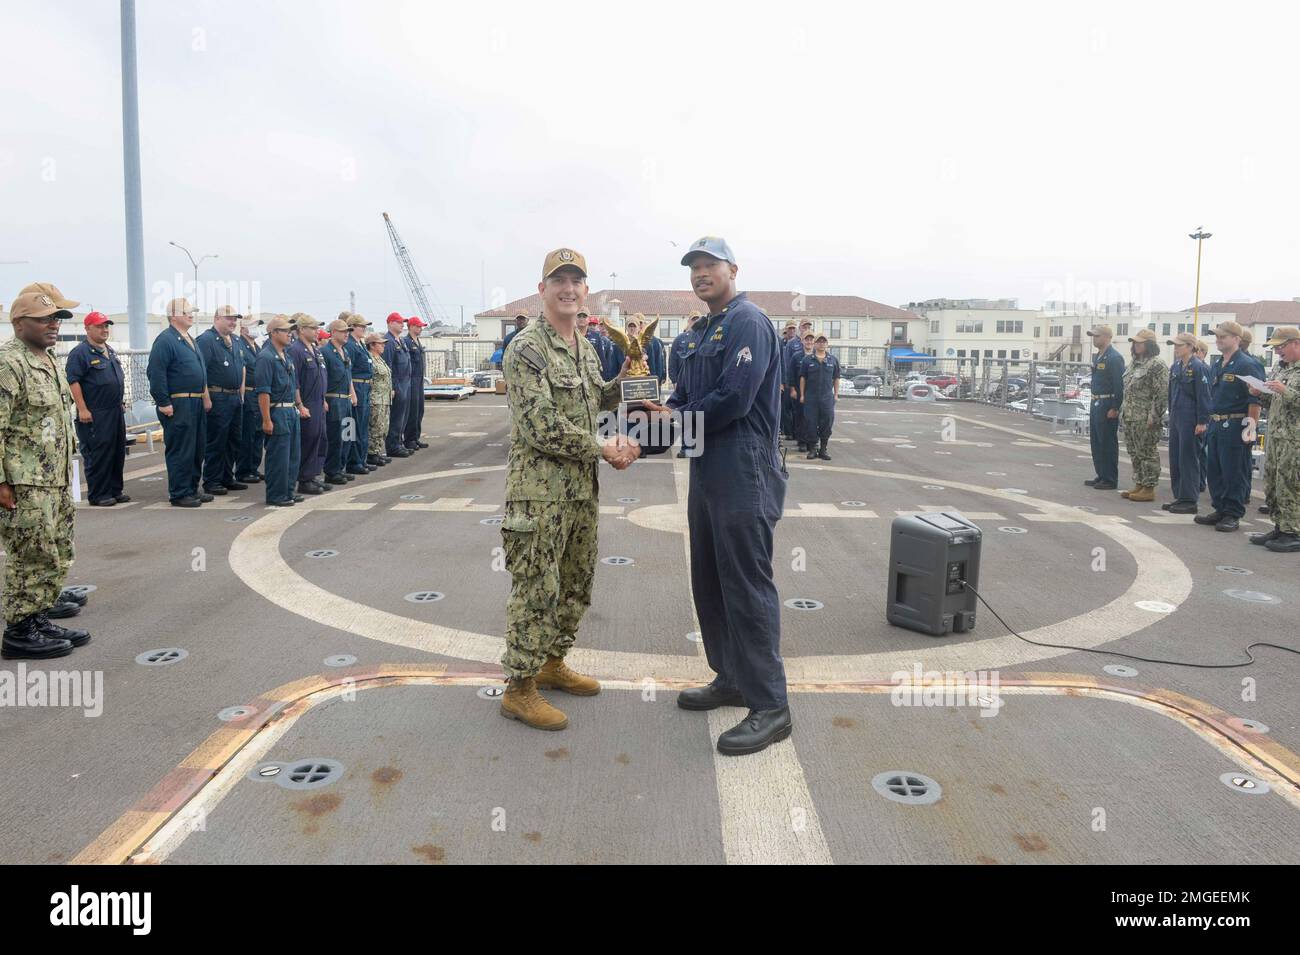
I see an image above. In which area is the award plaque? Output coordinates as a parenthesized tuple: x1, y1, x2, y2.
(620, 376, 661, 408)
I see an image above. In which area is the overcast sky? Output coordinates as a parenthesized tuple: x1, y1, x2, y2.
(3, 0, 1297, 323)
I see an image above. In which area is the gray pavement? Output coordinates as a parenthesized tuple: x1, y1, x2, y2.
(1, 396, 1297, 864)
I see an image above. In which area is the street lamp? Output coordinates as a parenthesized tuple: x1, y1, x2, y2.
(1189, 227, 1212, 333)
(169, 240, 218, 312)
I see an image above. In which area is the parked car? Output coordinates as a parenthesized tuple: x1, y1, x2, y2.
(471, 370, 502, 390)
(925, 374, 958, 390)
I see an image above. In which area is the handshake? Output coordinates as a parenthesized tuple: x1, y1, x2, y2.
(600, 434, 641, 470)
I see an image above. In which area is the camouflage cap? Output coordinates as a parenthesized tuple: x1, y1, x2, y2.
(1086, 325, 1114, 338)
(1266, 326, 1300, 347)
(9, 290, 73, 323)
(19, 282, 78, 309)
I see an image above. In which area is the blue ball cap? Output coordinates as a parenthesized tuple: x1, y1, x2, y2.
(681, 236, 736, 267)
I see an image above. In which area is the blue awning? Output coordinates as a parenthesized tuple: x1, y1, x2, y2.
(889, 348, 932, 362)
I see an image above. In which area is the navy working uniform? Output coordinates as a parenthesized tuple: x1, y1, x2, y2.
(65, 337, 126, 504)
(146, 323, 208, 503)
(779, 333, 796, 438)
(402, 332, 425, 449)
(1167, 346, 1212, 504)
(1205, 347, 1264, 520)
(382, 329, 411, 455)
(584, 325, 609, 375)
(196, 326, 243, 492)
(1088, 335, 1125, 486)
(786, 343, 813, 447)
(669, 327, 695, 384)
(253, 342, 300, 504)
(799, 349, 841, 455)
(320, 337, 353, 478)
(345, 326, 373, 472)
(645, 335, 666, 384)
(235, 332, 264, 480)
(667, 292, 789, 711)
(602, 334, 625, 381)
(290, 333, 327, 485)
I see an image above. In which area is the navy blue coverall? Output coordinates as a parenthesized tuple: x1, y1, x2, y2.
(320, 339, 353, 477)
(1167, 355, 1212, 503)
(345, 335, 372, 471)
(666, 292, 789, 711)
(196, 328, 243, 492)
(235, 334, 264, 480)
(253, 345, 300, 504)
(147, 325, 208, 502)
(1206, 348, 1264, 519)
(382, 331, 411, 454)
(290, 338, 327, 483)
(402, 334, 425, 448)
(786, 344, 813, 446)
(66, 340, 126, 503)
(1089, 344, 1125, 485)
(799, 351, 841, 449)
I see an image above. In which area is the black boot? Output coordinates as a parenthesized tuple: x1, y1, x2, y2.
(35, 613, 90, 648)
(44, 600, 81, 619)
(818, 444, 831, 461)
(2, 616, 73, 660)
(298, 481, 323, 495)
(1265, 532, 1300, 553)
(716, 707, 794, 756)
(677, 681, 747, 711)
(806, 450, 818, 460)
(1194, 510, 1224, 525)
(1249, 525, 1280, 546)
(58, 588, 88, 607)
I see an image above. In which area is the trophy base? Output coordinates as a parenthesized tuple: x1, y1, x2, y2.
(620, 376, 661, 409)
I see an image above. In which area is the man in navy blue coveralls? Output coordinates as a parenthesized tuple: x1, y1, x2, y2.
(382, 313, 411, 457)
(66, 311, 128, 506)
(1085, 325, 1125, 490)
(647, 236, 792, 756)
(1164, 332, 1212, 513)
(254, 315, 304, 506)
(196, 305, 248, 496)
(1194, 320, 1264, 532)
(146, 298, 212, 507)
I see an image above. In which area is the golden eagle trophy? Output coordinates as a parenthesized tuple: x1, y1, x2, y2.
(603, 312, 661, 407)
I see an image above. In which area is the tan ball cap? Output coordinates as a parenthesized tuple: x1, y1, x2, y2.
(9, 291, 73, 323)
(19, 282, 79, 309)
(1167, 332, 1200, 347)
(1086, 325, 1114, 338)
(542, 247, 587, 279)
(1266, 326, 1300, 347)
(1129, 328, 1157, 344)
(1213, 320, 1245, 338)
(167, 298, 198, 318)
(345, 314, 371, 328)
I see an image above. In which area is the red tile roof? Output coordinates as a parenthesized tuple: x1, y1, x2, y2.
(477, 290, 922, 321)
(1182, 300, 1300, 327)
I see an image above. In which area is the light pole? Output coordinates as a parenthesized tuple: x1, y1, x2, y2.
(1189, 227, 1212, 333)
(169, 240, 218, 311)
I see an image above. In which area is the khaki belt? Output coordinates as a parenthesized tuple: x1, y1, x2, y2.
(1210, 413, 1246, 421)
(352, 376, 372, 382)
(272, 402, 295, 408)
(169, 392, 203, 399)
(326, 392, 350, 399)
(208, 386, 238, 394)
(1092, 394, 1113, 399)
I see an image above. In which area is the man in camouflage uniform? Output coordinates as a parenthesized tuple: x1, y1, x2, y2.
(1119, 328, 1168, 502)
(0, 288, 91, 659)
(498, 247, 637, 731)
(365, 333, 392, 460)
(1248, 327, 1300, 552)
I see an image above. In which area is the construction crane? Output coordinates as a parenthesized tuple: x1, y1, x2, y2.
(382, 212, 438, 324)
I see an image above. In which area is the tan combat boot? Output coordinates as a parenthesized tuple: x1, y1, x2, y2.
(1127, 485, 1155, 502)
(500, 677, 568, 731)
(535, 656, 601, 696)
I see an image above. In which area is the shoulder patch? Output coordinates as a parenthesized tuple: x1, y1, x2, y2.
(516, 342, 547, 373)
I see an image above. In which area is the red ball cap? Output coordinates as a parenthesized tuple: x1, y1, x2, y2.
(407, 316, 426, 328)
(84, 311, 112, 327)
(386, 312, 405, 324)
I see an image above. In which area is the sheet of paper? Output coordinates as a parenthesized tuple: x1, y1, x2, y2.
(71, 459, 82, 503)
(1239, 375, 1267, 390)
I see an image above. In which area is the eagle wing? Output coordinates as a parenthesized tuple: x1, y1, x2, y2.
(602, 321, 631, 353)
